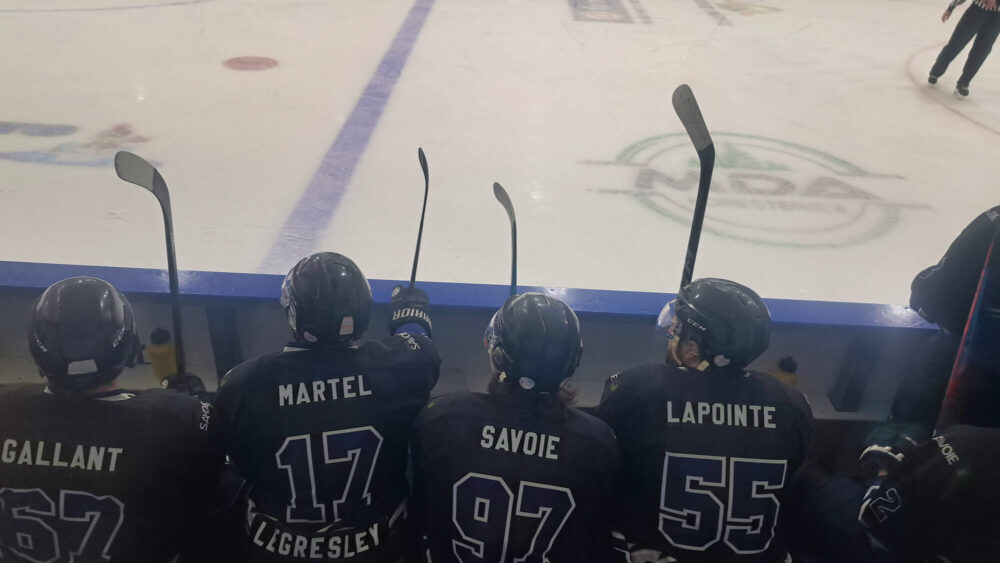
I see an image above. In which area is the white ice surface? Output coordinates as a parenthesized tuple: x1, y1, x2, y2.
(1, 0, 998, 306)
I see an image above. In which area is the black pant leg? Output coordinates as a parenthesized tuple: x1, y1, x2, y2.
(931, 4, 987, 77)
(889, 330, 959, 433)
(960, 7, 1000, 85)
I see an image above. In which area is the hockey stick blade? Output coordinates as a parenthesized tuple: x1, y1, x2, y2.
(409, 147, 430, 288)
(672, 85, 713, 152)
(672, 85, 716, 290)
(113, 151, 187, 377)
(493, 182, 518, 296)
(115, 151, 168, 203)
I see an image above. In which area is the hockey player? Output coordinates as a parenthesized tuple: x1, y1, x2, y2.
(410, 292, 620, 562)
(861, 425, 1000, 560)
(0, 277, 225, 562)
(888, 204, 1000, 436)
(214, 252, 440, 562)
(782, 425, 1000, 563)
(597, 278, 813, 563)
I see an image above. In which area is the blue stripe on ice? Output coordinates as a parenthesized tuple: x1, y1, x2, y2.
(259, 0, 436, 273)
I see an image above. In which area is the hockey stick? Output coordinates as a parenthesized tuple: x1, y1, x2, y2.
(409, 147, 430, 288)
(672, 84, 715, 290)
(936, 230, 1000, 430)
(493, 182, 518, 295)
(114, 151, 186, 378)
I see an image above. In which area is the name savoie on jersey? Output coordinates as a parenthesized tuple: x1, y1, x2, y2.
(480, 425, 561, 460)
(1, 439, 124, 472)
(667, 400, 778, 428)
(279, 375, 372, 407)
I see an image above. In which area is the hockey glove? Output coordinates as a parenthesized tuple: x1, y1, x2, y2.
(859, 425, 921, 482)
(388, 285, 433, 337)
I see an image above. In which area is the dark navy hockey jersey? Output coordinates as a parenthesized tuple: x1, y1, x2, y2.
(213, 333, 440, 561)
(860, 425, 1000, 562)
(597, 363, 813, 563)
(910, 205, 1000, 334)
(411, 390, 620, 563)
(0, 383, 224, 563)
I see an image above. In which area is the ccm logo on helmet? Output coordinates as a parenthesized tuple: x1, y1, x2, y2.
(686, 318, 707, 332)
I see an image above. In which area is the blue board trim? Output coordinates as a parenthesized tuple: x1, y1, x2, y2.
(0, 260, 934, 329)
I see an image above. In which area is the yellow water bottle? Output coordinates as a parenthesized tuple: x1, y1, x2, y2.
(148, 327, 177, 382)
(770, 356, 799, 386)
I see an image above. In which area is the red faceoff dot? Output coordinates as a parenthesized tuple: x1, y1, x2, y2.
(223, 56, 279, 71)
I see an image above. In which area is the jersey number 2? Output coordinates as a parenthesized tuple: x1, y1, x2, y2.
(659, 453, 787, 554)
(275, 426, 383, 523)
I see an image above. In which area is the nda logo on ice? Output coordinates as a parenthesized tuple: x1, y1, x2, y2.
(594, 133, 921, 248)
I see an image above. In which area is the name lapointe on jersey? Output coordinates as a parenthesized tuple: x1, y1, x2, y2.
(480, 425, 561, 460)
(279, 376, 372, 407)
(1, 439, 124, 472)
(666, 401, 778, 429)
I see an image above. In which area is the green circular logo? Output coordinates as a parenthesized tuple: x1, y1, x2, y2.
(612, 133, 903, 248)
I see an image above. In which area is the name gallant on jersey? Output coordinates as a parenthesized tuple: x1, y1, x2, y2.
(279, 375, 372, 407)
(480, 425, 561, 460)
(1, 439, 124, 472)
(667, 400, 778, 429)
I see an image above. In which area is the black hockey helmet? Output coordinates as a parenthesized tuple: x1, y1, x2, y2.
(29, 277, 138, 390)
(657, 278, 770, 370)
(483, 292, 583, 393)
(281, 252, 372, 345)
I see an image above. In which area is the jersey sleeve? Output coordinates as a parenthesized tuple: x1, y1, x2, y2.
(379, 332, 442, 393)
(787, 386, 815, 469)
(595, 364, 658, 436)
(910, 206, 1000, 333)
(212, 359, 257, 471)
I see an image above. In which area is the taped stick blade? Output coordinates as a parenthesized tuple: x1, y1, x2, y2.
(672, 85, 713, 152)
(493, 182, 515, 222)
(418, 147, 428, 181)
(114, 151, 156, 193)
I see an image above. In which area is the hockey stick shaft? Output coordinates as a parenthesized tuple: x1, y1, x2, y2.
(936, 231, 1000, 430)
(161, 207, 187, 377)
(114, 151, 187, 377)
(493, 182, 518, 295)
(672, 84, 715, 290)
(410, 148, 430, 288)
